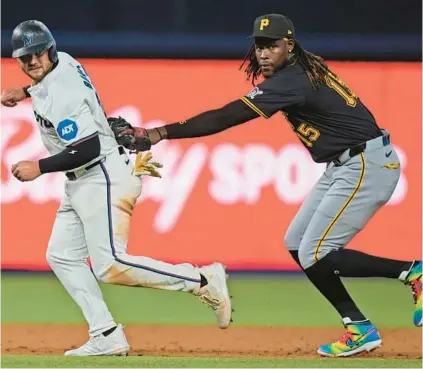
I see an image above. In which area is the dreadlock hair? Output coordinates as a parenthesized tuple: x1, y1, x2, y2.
(240, 40, 333, 90)
(239, 44, 260, 86)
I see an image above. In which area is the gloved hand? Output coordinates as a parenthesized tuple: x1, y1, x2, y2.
(132, 152, 163, 178)
(107, 116, 151, 153)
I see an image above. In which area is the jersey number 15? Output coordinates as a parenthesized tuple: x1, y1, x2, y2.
(324, 72, 357, 107)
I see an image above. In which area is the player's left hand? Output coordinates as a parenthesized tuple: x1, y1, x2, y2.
(11, 160, 42, 182)
(132, 152, 163, 178)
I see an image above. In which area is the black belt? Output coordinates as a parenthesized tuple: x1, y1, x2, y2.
(65, 146, 126, 180)
(333, 134, 390, 166)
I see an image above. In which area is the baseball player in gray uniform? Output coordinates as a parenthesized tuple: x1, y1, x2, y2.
(110, 14, 422, 358)
(2, 20, 232, 356)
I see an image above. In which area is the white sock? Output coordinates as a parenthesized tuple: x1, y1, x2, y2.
(342, 317, 369, 325)
(398, 261, 415, 282)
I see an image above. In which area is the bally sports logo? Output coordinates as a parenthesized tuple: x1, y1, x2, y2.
(0, 103, 409, 233)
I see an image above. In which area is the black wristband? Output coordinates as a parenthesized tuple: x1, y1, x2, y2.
(23, 86, 31, 98)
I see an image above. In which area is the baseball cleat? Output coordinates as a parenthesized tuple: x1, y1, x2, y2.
(198, 262, 232, 329)
(405, 260, 422, 327)
(317, 319, 382, 357)
(64, 324, 130, 356)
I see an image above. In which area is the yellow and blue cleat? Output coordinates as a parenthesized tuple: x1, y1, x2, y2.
(317, 318, 382, 357)
(405, 260, 422, 327)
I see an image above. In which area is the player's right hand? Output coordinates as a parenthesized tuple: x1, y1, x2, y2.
(1, 88, 27, 107)
(108, 116, 152, 152)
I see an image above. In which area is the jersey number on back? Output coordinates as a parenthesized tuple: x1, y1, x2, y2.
(325, 72, 357, 107)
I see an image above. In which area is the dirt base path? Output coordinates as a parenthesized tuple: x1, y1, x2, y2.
(2, 324, 422, 359)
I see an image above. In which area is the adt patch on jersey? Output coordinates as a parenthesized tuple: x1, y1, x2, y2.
(57, 119, 78, 141)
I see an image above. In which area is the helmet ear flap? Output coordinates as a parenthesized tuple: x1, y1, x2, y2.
(48, 43, 58, 62)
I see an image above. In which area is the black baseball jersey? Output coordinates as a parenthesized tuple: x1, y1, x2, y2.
(241, 63, 382, 163)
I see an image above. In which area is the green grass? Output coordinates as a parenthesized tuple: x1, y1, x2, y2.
(2, 356, 422, 368)
(1, 273, 420, 368)
(1, 272, 415, 327)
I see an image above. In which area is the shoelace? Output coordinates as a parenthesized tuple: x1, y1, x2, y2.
(199, 292, 219, 311)
(338, 329, 354, 344)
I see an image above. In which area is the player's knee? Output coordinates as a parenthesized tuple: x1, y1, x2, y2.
(46, 243, 88, 269)
(284, 227, 301, 251)
(298, 244, 315, 270)
(46, 247, 63, 269)
(93, 262, 136, 286)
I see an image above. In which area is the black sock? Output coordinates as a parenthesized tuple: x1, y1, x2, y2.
(304, 257, 366, 321)
(324, 249, 413, 279)
(102, 326, 117, 337)
(200, 274, 208, 287)
(289, 250, 302, 269)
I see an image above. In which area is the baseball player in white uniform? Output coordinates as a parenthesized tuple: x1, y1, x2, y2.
(2, 20, 232, 357)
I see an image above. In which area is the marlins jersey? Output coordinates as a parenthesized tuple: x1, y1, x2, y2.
(28, 52, 118, 161)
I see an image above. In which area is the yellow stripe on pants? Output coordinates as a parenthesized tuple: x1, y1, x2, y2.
(314, 153, 366, 262)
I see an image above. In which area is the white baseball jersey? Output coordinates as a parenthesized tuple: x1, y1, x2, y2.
(28, 51, 118, 163)
(35, 51, 206, 340)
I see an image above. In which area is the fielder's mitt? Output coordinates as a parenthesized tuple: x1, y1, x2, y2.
(107, 116, 151, 153)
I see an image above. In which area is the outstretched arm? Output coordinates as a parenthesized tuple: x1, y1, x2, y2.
(153, 99, 259, 141)
(110, 74, 300, 152)
(112, 99, 260, 150)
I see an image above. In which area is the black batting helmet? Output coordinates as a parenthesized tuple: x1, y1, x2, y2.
(11, 20, 58, 62)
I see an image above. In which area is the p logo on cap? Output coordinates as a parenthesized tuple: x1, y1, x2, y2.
(260, 18, 270, 30)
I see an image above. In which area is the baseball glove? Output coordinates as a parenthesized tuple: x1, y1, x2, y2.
(132, 152, 163, 178)
(107, 116, 151, 153)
